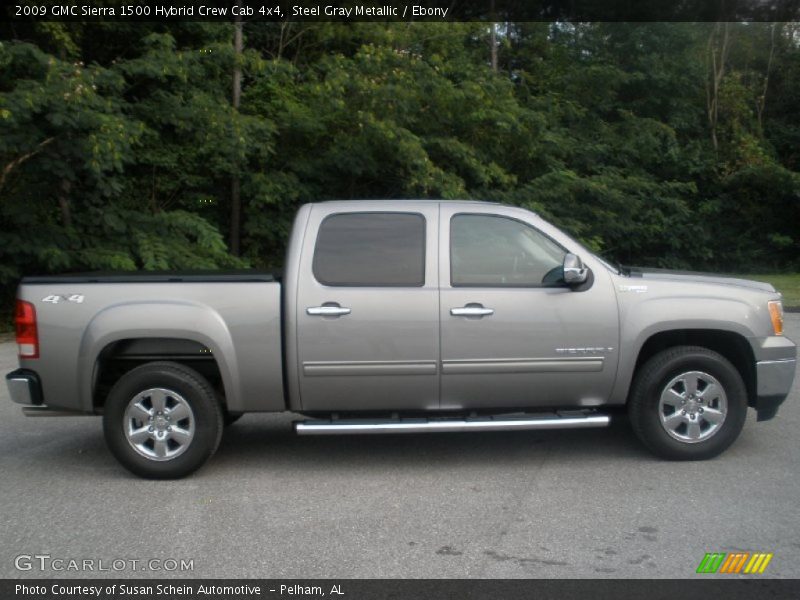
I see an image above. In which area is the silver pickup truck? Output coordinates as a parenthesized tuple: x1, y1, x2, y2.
(6, 201, 797, 478)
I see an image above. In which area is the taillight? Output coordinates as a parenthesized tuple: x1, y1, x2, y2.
(15, 299, 39, 358)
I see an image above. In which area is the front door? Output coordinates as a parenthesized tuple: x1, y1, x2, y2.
(296, 203, 440, 412)
(439, 205, 619, 410)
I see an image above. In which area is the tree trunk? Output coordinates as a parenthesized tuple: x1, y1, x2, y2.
(705, 22, 730, 152)
(0, 137, 54, 191)
(489, 0, 498, 72)
(229, 3, 243, 256)
(58, 178, 72, 229)
(756, 23, 777, 133)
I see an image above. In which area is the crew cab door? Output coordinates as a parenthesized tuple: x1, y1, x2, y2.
(295, 203, 439, 412)
(439, 205, 619, 410)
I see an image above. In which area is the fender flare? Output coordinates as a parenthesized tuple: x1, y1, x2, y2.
(79, 301, 240, 412)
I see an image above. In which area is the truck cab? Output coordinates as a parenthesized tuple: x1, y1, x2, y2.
(284, 201, 619, 414)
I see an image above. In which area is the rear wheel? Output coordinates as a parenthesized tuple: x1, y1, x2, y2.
(103, 362, 223, 479)
(629, 346, 747, 460)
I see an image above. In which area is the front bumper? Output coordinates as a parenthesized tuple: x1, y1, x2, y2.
(5, 369, 44, 406)
(755, 358, 796, 421)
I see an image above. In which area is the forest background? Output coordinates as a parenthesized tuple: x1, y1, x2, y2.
(2, 19, 800, 324)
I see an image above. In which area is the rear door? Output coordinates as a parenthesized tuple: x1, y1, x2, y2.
(295, 203, 439, 412)
(439, 204, 619, 410)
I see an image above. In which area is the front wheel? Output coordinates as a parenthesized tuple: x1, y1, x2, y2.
(103, 362, 223, 479)
(628, 346, 748, 460)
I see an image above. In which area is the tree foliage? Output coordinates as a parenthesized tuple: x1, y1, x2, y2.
(2, 21, 799, 310)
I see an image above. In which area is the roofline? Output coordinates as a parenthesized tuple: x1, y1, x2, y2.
(312, 199, 501, 206)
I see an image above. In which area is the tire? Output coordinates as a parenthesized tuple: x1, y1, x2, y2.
(628, 346, 747, 460)
(103, 361, 223, 479)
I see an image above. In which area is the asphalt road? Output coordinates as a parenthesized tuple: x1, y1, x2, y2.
(1, 317, 798, 580)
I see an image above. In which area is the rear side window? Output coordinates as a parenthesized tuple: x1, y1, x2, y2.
(313, 212, 425, 286)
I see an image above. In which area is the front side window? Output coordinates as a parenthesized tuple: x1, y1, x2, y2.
(450, 214, 566, 287)
(313, 212, 425, 286)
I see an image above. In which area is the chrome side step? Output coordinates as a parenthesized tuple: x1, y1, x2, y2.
(295, 411, 610, 435)
(22, 406, 88, 417)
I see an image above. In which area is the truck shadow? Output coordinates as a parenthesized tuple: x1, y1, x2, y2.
(5, 411, 763, 479)
(208, 414, 655, 473)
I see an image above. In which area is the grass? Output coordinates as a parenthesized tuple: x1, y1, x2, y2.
(739, 273, 800, 308)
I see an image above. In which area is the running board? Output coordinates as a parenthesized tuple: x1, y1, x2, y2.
(22, 406, 88, 417)
(295, 411, 610, 435)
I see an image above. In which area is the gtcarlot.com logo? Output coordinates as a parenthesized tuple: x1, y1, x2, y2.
(14, 554, 194, 573)
(697, 552, 773, 574)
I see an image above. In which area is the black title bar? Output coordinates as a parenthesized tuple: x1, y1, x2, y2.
(4, 579, 800, 600)
(5, 0, 800, 23)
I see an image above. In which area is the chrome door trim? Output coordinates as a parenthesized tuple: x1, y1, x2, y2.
(303, 360, 438, 377)
(441, 357, 604, 375)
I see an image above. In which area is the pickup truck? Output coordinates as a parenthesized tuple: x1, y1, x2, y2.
(6, 200, 797, 478)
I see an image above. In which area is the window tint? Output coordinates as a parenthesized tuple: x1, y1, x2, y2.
(450, 214, 566, 287)
(313, 212, 425, 286)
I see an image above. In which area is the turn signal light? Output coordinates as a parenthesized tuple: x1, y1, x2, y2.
(768, 300, 784, 336)
(14, 299, 39, 358)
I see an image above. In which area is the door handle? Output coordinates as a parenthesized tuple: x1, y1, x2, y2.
(307, 305, 351, 317)
(450, 305, 494, 317)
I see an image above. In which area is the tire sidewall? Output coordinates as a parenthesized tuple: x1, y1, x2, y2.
(103, 363, 221, 479)
(632, 348, 748, 460)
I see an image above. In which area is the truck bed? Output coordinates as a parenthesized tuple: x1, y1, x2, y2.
(22, 270, 280, 284)
(14, 273, 285, 414)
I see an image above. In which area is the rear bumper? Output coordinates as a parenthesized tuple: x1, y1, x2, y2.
(5, 369, 44, 406)
(755, 358, 796, 421)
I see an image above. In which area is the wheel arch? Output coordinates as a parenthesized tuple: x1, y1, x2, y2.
(92, 338, 228, 412)
(627, 329, 756, 407)
(80, 302, 241, 413)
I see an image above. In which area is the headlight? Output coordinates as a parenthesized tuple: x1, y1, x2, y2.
(768, 300, 784, 336)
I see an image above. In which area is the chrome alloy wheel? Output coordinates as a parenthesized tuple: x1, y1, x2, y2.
(658, 371, 727, 443)
(123, 388, 195, 461)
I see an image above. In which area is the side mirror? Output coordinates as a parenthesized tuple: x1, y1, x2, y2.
(563, 253, 589, 285)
